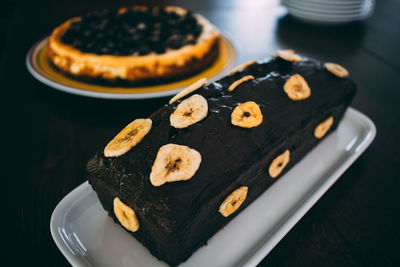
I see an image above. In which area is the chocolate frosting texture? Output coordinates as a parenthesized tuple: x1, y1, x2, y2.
(87, 56, 356, 266)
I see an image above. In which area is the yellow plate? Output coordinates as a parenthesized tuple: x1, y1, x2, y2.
(26, 36, 237, 99)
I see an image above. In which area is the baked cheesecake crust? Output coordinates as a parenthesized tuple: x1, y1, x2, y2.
(48, 6, 220, 82)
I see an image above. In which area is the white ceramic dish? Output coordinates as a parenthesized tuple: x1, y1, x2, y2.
(51, 108, 375, 267)
(290, 0, 365, 5)
(285, 7, 373, 23)
(282, 0, 372, 14)
(282, 0, 374, 24)
(283, 0, 366, 8)
(283, 4, 373, 18)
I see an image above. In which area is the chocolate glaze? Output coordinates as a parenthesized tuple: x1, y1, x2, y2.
(61, 6, 203, 56)
(87, 56, 356, 266)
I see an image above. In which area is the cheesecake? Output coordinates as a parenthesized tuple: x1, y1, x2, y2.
(48, 6, 220, 82)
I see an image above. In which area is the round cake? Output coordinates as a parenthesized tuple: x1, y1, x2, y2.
(48, 6, 220, 82)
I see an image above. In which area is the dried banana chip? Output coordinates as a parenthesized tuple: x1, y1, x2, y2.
(113, 197, 140, 232)
(150, 144, 201, 186)
(268, 150, 290, 178)
(104, 118, 152, 157)
(218, 186, 248, 217)
(325, 62, 349, 78)
(169, 78, 207, 104)
(170, 94, 208, 129)
(283, 74, 311, 101)
(231, 101, 263, 128)
(276, 49, 301, 63)
(314, 116, 334, 139)
(228, 60, 257, 75)
(228, 75, 255, 92)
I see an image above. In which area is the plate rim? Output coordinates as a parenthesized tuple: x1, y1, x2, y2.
(284, 5, 373, 19)
(50, 181, 92, 267)
(285, 9, 373, 23)
(50, 107, 376, 267)
(282, 2, 373, 15)
(238, 108, 376, 266)
(283, 0, 367, 5)
(282, 1, 375, 22)
(26, 35, 237, 100)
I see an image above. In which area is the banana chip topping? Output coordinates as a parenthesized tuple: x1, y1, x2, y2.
(276, 49, 301, 63)
(325, 62, 349, 78)
(283, 74, 311, 101)
(228, 60, 257, 75)
(314, 116, 334, 139)
(104, 118, 152, 157)
(170, 94, 208, 129)
(169, 78, 207, 104)
(231, 101, 263, 128)
(113, 197, 140, 232)
(228, 75, 255, 92)
(150, 144, 202, 186)
(218, 186, 248, 217)
(268, 150, 290, 178)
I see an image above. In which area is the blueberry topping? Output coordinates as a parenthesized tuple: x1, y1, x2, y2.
(60, 6, 203, 56)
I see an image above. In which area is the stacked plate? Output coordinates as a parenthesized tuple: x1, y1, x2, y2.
(281, 0, 375, 24)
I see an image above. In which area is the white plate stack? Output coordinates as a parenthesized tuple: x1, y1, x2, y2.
(281, 0, 375, 24)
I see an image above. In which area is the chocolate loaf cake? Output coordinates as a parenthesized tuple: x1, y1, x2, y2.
(86, 50, 356, 266)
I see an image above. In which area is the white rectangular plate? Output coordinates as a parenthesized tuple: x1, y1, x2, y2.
(51, 108, 376, 267)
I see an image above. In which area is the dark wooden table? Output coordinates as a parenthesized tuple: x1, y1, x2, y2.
(2, 0, 400, 266)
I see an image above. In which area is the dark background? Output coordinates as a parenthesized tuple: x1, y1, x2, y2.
(1, 0, 400, 266)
